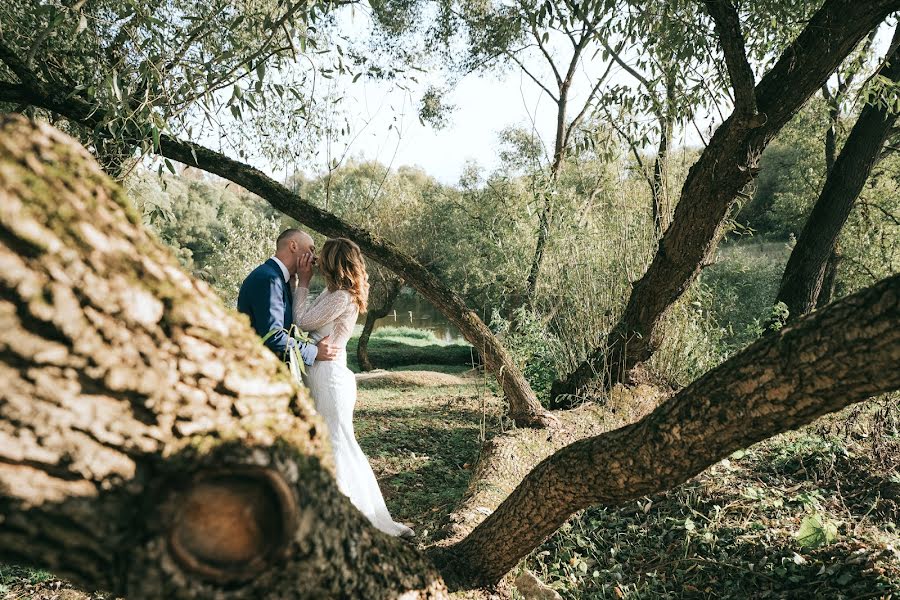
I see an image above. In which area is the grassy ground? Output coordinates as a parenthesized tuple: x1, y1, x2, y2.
(518, 400, 900, 599)
(3, 331, 898, 600)
(346, 326, 475, 373)
(355, 366, 503, 543)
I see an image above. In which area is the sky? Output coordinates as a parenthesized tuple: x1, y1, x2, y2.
(226, 9, 893, 189)
(286, 8, 707, 186)
(327, 69, 561, 184)
(293, 11, 895, 187)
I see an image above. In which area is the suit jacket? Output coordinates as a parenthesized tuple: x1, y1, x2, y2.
(237, 258, 294, 356)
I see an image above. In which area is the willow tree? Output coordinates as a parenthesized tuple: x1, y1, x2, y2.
(3, 114, 900, 598)
(552, 0, 900, 398)
(0, 0, 551, 426)
(365, 0, 729, 300)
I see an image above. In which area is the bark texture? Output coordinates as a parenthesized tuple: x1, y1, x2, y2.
(775, 29, 900, 319)
(0, 44, 551, 428)
(357, 278, 403, 372)
(439, 271, 900, 589)
(0, 115, 446, 599)
(552, 0, 900, 399)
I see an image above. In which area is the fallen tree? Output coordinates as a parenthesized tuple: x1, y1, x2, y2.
(1, 115, 898, 597)
(0, 41, 552, 428)
(552, 0, 900, 398)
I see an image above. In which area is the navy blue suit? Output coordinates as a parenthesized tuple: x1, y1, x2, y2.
(237, 259, 295, 357)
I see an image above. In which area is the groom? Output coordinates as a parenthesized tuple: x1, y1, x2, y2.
(237, 228, 337, 364)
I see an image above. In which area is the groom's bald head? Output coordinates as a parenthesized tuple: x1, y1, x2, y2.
(276, 228, 311, 250)
(275, 228, 314, 275)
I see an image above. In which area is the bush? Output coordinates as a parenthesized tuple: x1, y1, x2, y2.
(491, 308, 562, 405)
(701, 240, 790, 353)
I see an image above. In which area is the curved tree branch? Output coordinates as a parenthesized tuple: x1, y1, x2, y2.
(0, 41, 553, 428)
(553, 0, 900, 398)
(438, 271, 900, 588)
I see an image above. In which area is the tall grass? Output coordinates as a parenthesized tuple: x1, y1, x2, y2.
(526, 149, 734, 389)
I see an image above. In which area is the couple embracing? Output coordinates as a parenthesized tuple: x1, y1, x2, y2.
(237, 229, 414, 538)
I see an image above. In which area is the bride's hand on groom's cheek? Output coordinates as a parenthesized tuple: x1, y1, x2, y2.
(296, 252, 314, 286)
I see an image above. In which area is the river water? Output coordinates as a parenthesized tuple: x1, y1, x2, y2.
(357, 292, 473, 343)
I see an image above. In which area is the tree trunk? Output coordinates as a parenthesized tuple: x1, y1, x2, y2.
(551, 0, 900, 399)
(4, 115, 900, 597)
(0, 45, 553, 428)
(0, 115, 446, 599)
(357, 279, 403, 371)
(775, 30, 900, 319)
(438, 271, 900, 589)
(817, 246, 843, 308)
(651, 71, 676, 238)
(522, 81, 571, 304)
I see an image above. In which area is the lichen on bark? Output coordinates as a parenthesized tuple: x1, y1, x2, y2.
(0, 114, 446, 599)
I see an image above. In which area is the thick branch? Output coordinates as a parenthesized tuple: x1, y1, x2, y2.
(775, 26, 900, 318)
(553, 0, 900, 397)
(0, 40, 552, 428)
(703, 0, 757, 118)
(0, 114, 445, 599)
(439, 272, 900, 588)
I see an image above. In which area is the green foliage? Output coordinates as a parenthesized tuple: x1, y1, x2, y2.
(491, 308, 561, 404)
(650, 282, 727, 385)
(0, 0, 350, 172)
(371, 326, 442, 342)
(126, 168, 284, 305)
(839, 150, 900, 295)
(346, 328, 472, 373)
(698, 241, 790, 352)
(795, 513, 840, 549)
(740, 99, 829, 238)
(768, 301, 791, 331)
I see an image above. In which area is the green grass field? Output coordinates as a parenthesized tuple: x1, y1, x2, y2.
(346, 326, 476, 372)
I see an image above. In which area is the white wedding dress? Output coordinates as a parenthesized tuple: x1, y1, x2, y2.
(291, 285, 414, 538)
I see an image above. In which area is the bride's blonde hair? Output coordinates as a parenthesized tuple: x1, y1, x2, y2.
(319, 238, 369, 313)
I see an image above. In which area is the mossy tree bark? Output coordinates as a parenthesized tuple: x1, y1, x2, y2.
(774, 27, 900, 319)
(552, 0, 900, 399)
(357, 278, 403, 372)
(0, 44, 553, 428)
(0, 115, 446, 599)
(2, 115, 899, 597)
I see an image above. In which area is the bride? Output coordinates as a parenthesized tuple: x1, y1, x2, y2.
(290, 237, 414, 538)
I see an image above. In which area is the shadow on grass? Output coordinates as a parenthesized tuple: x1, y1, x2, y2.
(524, 428, 900, 599)
(355, 402, 491, 540)
(346, 337, 476, 373)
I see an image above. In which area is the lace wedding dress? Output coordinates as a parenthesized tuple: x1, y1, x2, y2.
(291, 285, 414, 538)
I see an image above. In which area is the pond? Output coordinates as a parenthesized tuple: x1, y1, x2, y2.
(358, 291, 474, 343)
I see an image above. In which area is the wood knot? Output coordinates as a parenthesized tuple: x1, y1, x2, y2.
(168, 467, 297, 583)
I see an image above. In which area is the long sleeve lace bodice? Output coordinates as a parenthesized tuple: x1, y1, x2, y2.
(292, 286, 359, 350)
